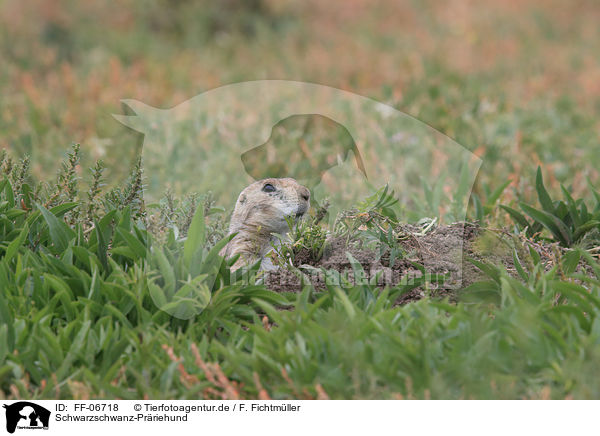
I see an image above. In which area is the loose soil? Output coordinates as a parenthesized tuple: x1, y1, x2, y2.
(263, 222, 584, 304)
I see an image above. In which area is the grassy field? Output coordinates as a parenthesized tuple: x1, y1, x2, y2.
(1, 0, 600, 399)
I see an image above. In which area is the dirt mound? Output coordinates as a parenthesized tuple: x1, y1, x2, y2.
(264, 222, 483, 303)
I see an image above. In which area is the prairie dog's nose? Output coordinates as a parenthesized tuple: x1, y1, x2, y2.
(298, 186, 310, 202)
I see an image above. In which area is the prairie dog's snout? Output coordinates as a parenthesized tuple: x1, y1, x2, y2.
(222, 178, 311, 269)
(286, 183, 310, 217)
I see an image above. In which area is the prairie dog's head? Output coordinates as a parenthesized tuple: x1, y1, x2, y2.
(230, 178, 310, 234)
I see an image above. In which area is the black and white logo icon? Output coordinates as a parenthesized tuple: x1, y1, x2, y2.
(3, 402, 50, 434)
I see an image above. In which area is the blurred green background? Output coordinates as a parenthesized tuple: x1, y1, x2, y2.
(0, 0, 599, 203)
(2, 0, 600, 401)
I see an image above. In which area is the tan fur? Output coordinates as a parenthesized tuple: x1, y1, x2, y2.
(221, 178, 310, 270)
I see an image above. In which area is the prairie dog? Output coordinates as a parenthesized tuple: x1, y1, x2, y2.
(222, 178, 310, 270)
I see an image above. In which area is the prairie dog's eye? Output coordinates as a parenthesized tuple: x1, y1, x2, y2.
(262, 183, 276, 193)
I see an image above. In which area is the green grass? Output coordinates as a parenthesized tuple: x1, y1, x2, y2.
(501, 167, 600, 247)
(1, 0, 600, 399)
(1, 148, 600, 399)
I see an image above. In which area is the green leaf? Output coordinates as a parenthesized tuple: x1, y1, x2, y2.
(580, 250, 600, 279)
(529, 246, 541, 265)
(334, 288, 356, 320)
(184, 203, 206, 269)
(549, 306, 590, 332)
(520, 203, 572, 246)
(37, 203, 76, 252)
(4, 222, 29, 263)
(199, 234, 234, 278)
(148, 280, 168, 308)
(572, 220, 600, 242)
(500, 205, 530, 229)
(561, 185, 582, 227)
(0, 290, 14, 350)
(21, 183, 33, 210)
(0, 325, 8, 364)
(535, 166, 555, 214)
(102, 304, 133, 328)
(551, 280, 600, 312)
(44, 274, 76, 320)
(512, 249, 529, 282)
(115, 227, 146, 259)
(486, 180, 511, 207)
(151, 248, 176, 295)
(56, 321, 91, 380)
(467, 258, 501, 284)
(460, 280, 501, 305)
(562, 250, 581, 275)
(472, 193, 483, 222)
(95, 219, 110, 272)
(3, 178, 14, 208)
(50, 202, 79, 217)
